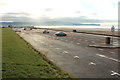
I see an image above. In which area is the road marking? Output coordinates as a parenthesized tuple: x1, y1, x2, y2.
(85, 40, 88, 42)
(89, 62, 96, 65)
(38, 40, 41, 41)
(77, 43, 80, 45)
(22, 33, 25, 34)
(74, 56, 79, 59)
(98, 48, 104, 51)
(56, 48, 60, 50)
(41, 42, 44, 44)
(63, 51, 69, 54)
(111, 71, 120, 76)
(96, 54, 120, 62)
(34, 40, 38, 42)
(110, 52, 115, 54)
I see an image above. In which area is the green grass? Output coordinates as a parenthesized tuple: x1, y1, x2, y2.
(2, 28, 71, 78)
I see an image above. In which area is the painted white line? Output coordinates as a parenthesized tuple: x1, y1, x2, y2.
(34, 40, 38, 42)
(96, 54, 120, 62)
(89, 62, 96, 65)
(22, 33, 25, 34)
(77, 43, 80, 45)
(63, 51, 69, 54)
(111, 71, 120, 76)
(41, 42, 44, 44)
(56, 48, 60, 50)
(74, 56, 79, 59)
(85, 40, 88, 42)
(38, 40, 41, 41)
(110, 52, 115, 54)
(98, 48, 104, 51)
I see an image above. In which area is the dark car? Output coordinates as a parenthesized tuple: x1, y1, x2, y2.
(43, 30, 49, 33)
(55, 32, 67, 36)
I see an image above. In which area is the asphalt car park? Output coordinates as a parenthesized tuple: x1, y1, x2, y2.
(16, 28, 119, 78)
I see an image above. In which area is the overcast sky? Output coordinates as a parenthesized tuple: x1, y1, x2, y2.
(0, 0, 119, 26)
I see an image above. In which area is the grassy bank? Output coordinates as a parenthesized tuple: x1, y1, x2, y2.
(2, 28, 71, 78)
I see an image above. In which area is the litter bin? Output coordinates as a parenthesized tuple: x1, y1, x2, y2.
(106, 37, 111, 44)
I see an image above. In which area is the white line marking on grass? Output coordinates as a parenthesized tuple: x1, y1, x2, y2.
(96, 54, 120, 62)
(111, 71, 120, 76)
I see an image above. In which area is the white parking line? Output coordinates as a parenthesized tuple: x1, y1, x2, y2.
(63, 51, 69, 54)
(38, 40, 41, 41)
(111, 71, 120, 76)
(98, 48, 104, 51)
(77, 43, 80, 45)
(89, 62, 96, 65)
(41, 42, 44, 44)
(56, 48, 60, 50)
(110, 52, 115, 54)
(74, 56, 79, 59)
(96, 54, 120, 62)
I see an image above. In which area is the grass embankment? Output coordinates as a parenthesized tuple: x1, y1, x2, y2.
(2, 28, 71, 78)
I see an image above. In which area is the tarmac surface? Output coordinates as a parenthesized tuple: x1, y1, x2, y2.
(16, 28, 119, 78)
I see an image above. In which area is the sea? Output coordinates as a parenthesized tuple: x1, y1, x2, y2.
(0, 22, 118, 31)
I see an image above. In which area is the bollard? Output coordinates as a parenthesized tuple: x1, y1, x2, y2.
(106, 37, 111, 44)
(73, 30, 77, 32)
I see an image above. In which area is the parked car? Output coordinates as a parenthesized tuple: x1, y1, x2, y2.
(55, 32, 67, 36)
(43, 30, 49, 33)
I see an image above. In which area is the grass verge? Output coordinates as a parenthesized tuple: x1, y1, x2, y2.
(2, 28, 72, 78)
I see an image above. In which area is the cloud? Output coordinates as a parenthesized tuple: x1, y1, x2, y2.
(44, 8, 54, 12)
(0, 0, 118, 26)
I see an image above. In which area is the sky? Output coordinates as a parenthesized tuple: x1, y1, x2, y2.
(0, 0, 119, 26)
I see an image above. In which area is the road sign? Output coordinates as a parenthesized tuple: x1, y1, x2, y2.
(111, 25, 115, 32)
